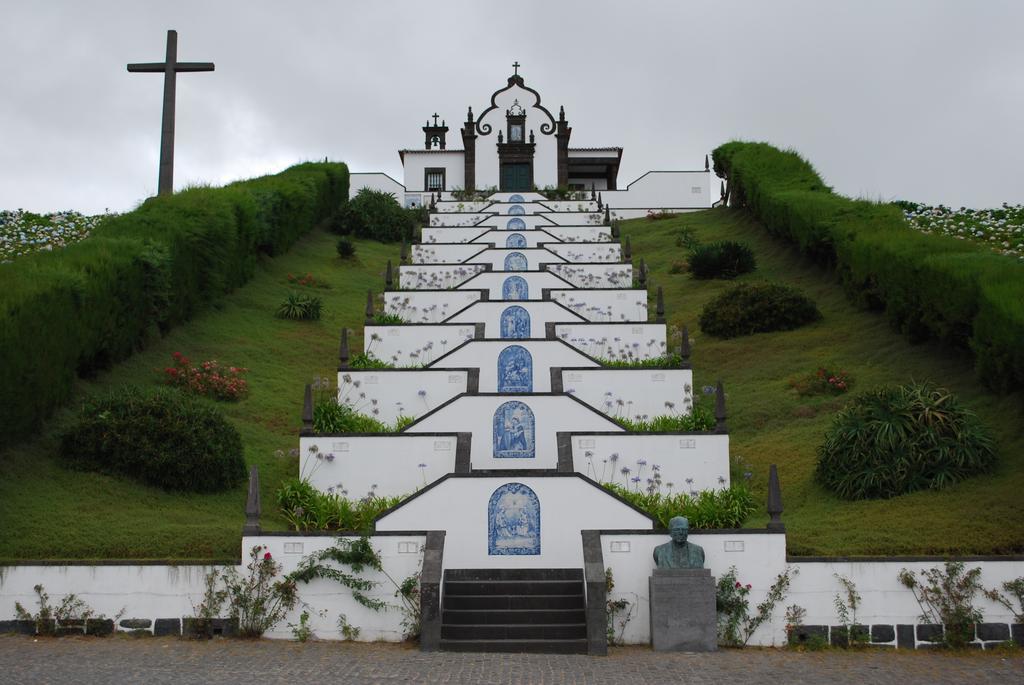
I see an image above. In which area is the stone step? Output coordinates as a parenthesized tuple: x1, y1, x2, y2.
(443, 608, 586, 625)
(441, 623, 587, 640)
(443, 579, 583, 596)
(444, 568, 583, 582)
(438, 638, 588, 654)
(442, 593, 584, 611)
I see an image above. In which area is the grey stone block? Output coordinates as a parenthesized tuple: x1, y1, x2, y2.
(0, 620, 35, 635)
(871, 624, 895, 643)
(1012, 624, 1024, 645)
(119, 618, 152, 630)
(153, 618, 181, 637)
(86, 618, 114, 637)
(182, 617, 238, 638)
(830, 625, 868, 648)
(975, 622, 1009, 641)
(896, 624, 915, 649)
(789, 625, 827, 646)
(916, 623, 943, 642)
(649, 568, 717, 652)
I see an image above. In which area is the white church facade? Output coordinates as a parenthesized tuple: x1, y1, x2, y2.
(350, 67, 714, 217)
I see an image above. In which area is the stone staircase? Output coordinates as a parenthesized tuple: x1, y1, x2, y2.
(440, 568, 588, 653)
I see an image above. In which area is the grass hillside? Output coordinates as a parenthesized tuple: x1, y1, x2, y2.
(625, 209, 1023, 556)
(0, 209, 1020, 560)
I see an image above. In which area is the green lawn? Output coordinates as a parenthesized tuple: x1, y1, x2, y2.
(1, 210, 1021, 560)
(624, 209, 1024, 556)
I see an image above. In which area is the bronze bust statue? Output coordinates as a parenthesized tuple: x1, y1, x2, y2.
(653, 516, 705, 569)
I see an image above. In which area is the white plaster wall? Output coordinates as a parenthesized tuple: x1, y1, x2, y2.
(602, 171, 711, 209)
(602, 532, 787, 645)
(464, 247, 566, 271)
(405, 395, 622, 470)
(376, 477, 653, 569)
(429, 340, 599, 392)
(562, 368, 693, 420)
(383, 290, 481, 323)
(570, 433, 729, 492)
(606, 208, 705, 221)
(399, 264, 486, 290)
(471, 229, 563, 248)
(422, 227, 490, 244)
(549, 289, 648, 323)
(410, 243, 490, 265)
(299, 434, 458, 498)
(428, 213, 492, 228)
(473, 86, 559, 190)
(247, 535, 426, 641)
(488, 202, 549, 215)
(402, 151, 465, 192)
(349, 172, 406, 202)
(446, 301, 583, 338)
(336, 369, 470, 424)
(436, 201, 491, 213)
(543, 243, 621, 263)
(541, 201, 600, 212)
(544, 211, 607, 226)
(544, 226, 614, 243)
(488, 192, 546, 202)
(547, 263, 633, 288)
(458, 271, 576, 300)
(363, 324, 477, 366)
(554, 322, 668, 361)
(472, 214, 555, 230)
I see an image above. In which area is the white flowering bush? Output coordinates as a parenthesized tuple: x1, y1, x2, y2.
(0, 209, 111, 262)
(900, 201, 1023, 260)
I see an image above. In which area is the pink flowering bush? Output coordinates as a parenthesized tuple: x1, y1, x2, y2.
(790, 366, 852, 396)
(163, 352, 249, 401)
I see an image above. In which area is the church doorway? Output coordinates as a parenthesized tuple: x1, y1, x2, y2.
(501, 163, 531, 192)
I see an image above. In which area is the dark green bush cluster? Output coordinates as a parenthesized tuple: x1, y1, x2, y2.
(335, 237, 355, 258)
(59, 386, 246, 492)
(687, 241, 756, 279)
(816, 382, 997, 499)
(331, 188, 418, 242)
(0, 162, 348, 443)
(699, 282, 821, 338)
(276, 292, 322, 320)
(713, 142, 1024, 392)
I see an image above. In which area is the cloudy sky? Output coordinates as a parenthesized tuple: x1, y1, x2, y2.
(1, 1, 1021, 214)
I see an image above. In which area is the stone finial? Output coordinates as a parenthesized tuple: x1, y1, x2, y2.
(591, 183, 596, 201)
(466, 106, 473, 122)
(680, 325, 691, 361)
(720, 180, 726, 199)
(301, 384, 314, 436)
(559, 105, 566, 122)
(611, 221, 620, 239)
(597, 193, 603, 211)
(400, 241, 409, 264)
(714, 380, 727, 433)
(603, 205, 611, 226)
(242, 465, 261, 536)
(529, 129, 535, 144)
(623, 235, 632, 260)
(498, 130, 503, 143)
(338, 327, 350, 370)
(655, 286, 665, 323)
(385, 260, 394, 289)
(705, 154, 710, 171)
(429, 193, 436, 210)
(638, 258, 647, 288)
(767, 464, 784, 531)
(365, 289, 375, 324)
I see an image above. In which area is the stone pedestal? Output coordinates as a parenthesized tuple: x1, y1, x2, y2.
(649, 568, 717, 652)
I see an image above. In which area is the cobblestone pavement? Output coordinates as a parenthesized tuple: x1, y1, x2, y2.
(0, 636, 1021, 685)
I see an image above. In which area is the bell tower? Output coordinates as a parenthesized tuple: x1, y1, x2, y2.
(423, 113, 448, 150)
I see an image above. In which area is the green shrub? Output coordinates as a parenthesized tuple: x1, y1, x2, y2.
(699, 282, 821, 338)
(59, 386, 246, 492)
(277, 478, 403, 532)
(336, 237, 355, 258)
(604, 484, 755, 529)
(0, 162, 348, 443)
(617, 406, 715, 431)
(688, 241, 756, 279)
(313, 400, 410, 433)
(712, 141, 1024, 392)
(816, 382, 997, 500)
(276, 292, 322, 320)
(331, 188, 416, 242)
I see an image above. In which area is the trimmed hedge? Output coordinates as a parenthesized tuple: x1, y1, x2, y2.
(0, 162, 348, 442)
(712, 142, 1024, 392)
(688, 240, 756, 279)
(60, 386, 246, 492)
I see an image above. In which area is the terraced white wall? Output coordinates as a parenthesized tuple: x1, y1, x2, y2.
(553, 322, 669, 361)
(336, 369, 471, 423)
(543, 226, 613, 242)
(399, 264, 486, 290)
(382, 290, 482, 323)
(548, 289, 648, 322)
(561, 368, 693, 420)
(363, 324, 477, 366)
(457, 271, 574, 300)
(447, 301, 583, 338)
(430, 340, 598, 392)
(465, 248, 566, 270)
(547, 263, 633, 288)
(411, 243, 489, 264)
(543, 243, 621, 263)
(569, 433, 729, 492)
(471, 229, 564, 248)
(428, 213, 491, 227)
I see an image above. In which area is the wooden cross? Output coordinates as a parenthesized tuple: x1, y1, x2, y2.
(127, 30, 214, 196)
(513, 61, 520, 76)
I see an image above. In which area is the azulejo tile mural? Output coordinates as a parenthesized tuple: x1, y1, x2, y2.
(507, 194, 525, 203)
(502, 275, 529, 300)
(500, 305, 531, 339)
(506, 233, 527, 248)
(492, 400, 536, 459)
(497, 345, 533, 393)
(506, 217, 527, 230)
(504, 251, 529, 271)
(508, 204, 526, 216)
(488, 482, 541, 555)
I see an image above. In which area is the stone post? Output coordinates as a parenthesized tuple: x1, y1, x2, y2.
(385, 260, 394, 290)
(300, 384, 314, 437)
(714, 380, 727, 433)
(338, 328, 350, 370)
(767, 464, 785, 531)
(419, 531, 446, 652)
(623, 235, 632, 260)
(655, 286, 665, 323)
(680, 325, 691, 362)
(582, 530, 608, 656)
(242, 466, 261, 536)
(365, 289, 375, 325)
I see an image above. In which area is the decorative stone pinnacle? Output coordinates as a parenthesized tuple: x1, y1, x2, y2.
(720, 180, 726, 198)
(300, 384, 314, 436)
(603, 205, 610, 226)
(365, 289, 375, 324)
(611, 221, 620, 239)
(705, 154, 710, 171)
(338, 327, 350, 370)
(623, 235, 632, 260)
(638, 258, 647, 288)
(655, 286, 665, 323)
(680, 325, 691, 360)
(597, 193, 603, 211)
(242, 465, 261, 536)
(400, 241, 409, 264)
(767, 464, 785, 531)
(714, 380, 727, 433)
(591, 183, 596, 201)
(385, 260, 394, 289)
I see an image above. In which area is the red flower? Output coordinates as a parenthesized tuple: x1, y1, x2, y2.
(263, 552, 272, 560)
(735, 581, 742, 588)
(746, 584, 752, 590)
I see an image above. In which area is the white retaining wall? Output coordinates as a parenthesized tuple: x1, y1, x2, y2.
(383, 290, 482, 323)
(363, 324, 477, 366)
(543, 211, 606, 226)
(602, 171, 711, 209)
(547, 263, 633, 288)
(544, 226, 614, 243)
(543, 243, 622, 263)
(422, 227, 491, 244)
(549, 288, 648, 323)
(410, 243, 489, 265)
(436, 201, 491, 213)
(349, 173, 406, 202)
(399, 264, 486, 290)
(337, 369, 471, 424)
(465, 248, 567, 270)
(471, 229, 565, 249)
(430, 340, 598, 392)
(457, 271, 575, 300)
(446, 301, 583, 338)
(540, 201, 600, 212)
(553, 322, 669, 361)
(428, 213, 492, 228)
(561, 367, 693, 420)
(569, 433, 729, 492)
